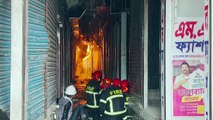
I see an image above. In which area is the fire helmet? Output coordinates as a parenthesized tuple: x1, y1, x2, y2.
(65, 85, 77, 96)
(100, 77, 111, 89)
(121, 79, 129, 93)
(112, 78, 121, 87)
(92, 71, 102, 81)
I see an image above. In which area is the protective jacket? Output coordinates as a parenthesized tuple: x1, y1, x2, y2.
(123, 93, 130, 106)
(123, 92, 133, 120)
(99, 85, 127, 119)
(57, 96, 73, 120)
(85, 80, 101, 108)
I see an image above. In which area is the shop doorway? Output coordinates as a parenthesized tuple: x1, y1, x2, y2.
(147, 0, 161, 119)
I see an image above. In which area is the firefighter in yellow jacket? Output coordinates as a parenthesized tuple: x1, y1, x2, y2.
(85, 71, 102, 120)
(99, 78, 127, 120)
(121, 79, 134, 120)
(99, 77, 111, 94)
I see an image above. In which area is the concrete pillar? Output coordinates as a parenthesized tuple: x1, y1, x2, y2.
(210, 0, 213, 119)
(11, 0, 28, 119)
(144, 0, 148, 109)
(121, 12, 127, 80)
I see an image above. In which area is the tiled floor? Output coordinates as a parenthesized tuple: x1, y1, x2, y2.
(146, 99, 161, 119)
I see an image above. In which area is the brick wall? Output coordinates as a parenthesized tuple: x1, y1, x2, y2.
(128, 0, 144, 101)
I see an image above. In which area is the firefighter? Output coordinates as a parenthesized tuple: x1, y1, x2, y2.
(85, 71, 102, 120)
(121, 79, 133, 120)
(92, 70, 102, 81)
(121, 79, 129, 107)
(100, 77, 111, 92)
(99, 78, 127, 120)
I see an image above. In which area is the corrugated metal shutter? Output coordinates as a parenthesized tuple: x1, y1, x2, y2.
(0, 0, 11, 113)
(148, 0, 160, 89)
(129, 0, 144, 101)
(44, 0, 58, 118)
(27, 0, 48, 119)
(104, 20, 121, 78)
(104, 28, 112, 77)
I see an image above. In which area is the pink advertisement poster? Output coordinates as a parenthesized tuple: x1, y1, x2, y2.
(173, 60, 205, 116)
(172, 18, 207, 116)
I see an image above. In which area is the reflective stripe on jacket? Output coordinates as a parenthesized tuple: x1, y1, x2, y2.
(123, 93, 130, 106)
(99, 85, 127, 116)
(86, 80, 101, 108)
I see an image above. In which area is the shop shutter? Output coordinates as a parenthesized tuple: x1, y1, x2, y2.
(44, 0, 58, 117)
(0, 0, 11, 113)
(104, 21, 121, 78)
(27, 0, 48, 119)
(129, 0, 144, 102)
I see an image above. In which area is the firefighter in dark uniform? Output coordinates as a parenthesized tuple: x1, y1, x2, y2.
(85, 71, 102, 120)
(99, 77, 111, 93)
(121, 79, 133, 120)
(99, 78, 127, 120)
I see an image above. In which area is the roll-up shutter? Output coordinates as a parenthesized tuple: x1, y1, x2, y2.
(27, 0, 48, 119)
(129, 0, 144, 102)
(0, 0, 11, 113)
(44, 0, 58, 117)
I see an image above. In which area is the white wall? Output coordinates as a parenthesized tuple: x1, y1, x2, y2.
(176, 0, 204, 17)
(165, 0, 205, 120)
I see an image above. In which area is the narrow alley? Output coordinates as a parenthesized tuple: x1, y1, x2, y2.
(0, 0, 212, 120)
